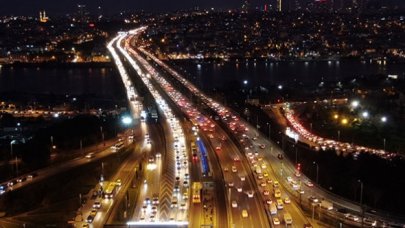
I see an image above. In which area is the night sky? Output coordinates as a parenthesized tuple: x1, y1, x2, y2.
(0, 0, 403, 16)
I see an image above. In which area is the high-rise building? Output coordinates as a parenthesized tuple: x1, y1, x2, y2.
(39, 10, 49, 23)
(278, 0, 282, 12)
(76, 4, 89, 23)
(242, 0, 251, 11)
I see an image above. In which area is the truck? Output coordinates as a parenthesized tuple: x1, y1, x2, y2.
(320, 200, 333, 210)
(283, 213, 293, 225)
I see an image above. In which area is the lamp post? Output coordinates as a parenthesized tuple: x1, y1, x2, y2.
(358, 180, 364, 227)
(337, 130, 340, 141)
(383, 138, 386, 151)
(267, 122, 271, 139)
(313, 161, 319, 184)
(100, 126, 105, 146)
(10, 140, 16, 157)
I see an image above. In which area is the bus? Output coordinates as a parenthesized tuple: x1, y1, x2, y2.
(192, 182, 202, 203)
(103, 182, 118, 199)
(112, 142, 124, 152)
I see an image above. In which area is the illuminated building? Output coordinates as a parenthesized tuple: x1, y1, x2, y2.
(39, 10, 49, 23)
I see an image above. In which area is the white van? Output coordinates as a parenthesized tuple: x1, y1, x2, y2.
(270, 204, 277, 215)
(284, 213, 293, 225)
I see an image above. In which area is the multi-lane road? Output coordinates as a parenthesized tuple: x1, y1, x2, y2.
(2, 27, 403, 228)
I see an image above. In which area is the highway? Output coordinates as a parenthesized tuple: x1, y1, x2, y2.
(115, 31, 192, 226)
(75, 135, 144, 228)
(103, 28, 405, 228)
(0, 135, 130, 197)
(120, 33, 269, 228)
(136, 40, 400, 227)
(134, 42, 318, 227)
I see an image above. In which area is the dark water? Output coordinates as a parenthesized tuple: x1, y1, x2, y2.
(174, 59, 405, 90)
(173, 59, 405, 217)
(0, 66, 124, 99)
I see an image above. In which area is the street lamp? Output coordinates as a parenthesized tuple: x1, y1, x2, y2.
(100, 126, 105, 146)
(383, 138, 386, 151)
(380, 116, 387, 123)
(351, 100, 359, 108)
(313, 161, 319, 185)
(361, 111, 369, 118)
(10, 140, 17, 157)
(267, 122, 271, 139)
(358, 180, 364, 227)
(122, 116, 133, 125)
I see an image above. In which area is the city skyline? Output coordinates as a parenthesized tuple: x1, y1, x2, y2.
(0, 0, 404, 15)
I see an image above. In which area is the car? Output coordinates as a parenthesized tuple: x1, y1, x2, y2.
(231, 166, 237, 173)
(93, 201, 101, 209)
(308, 196, 319, 203)
(240, 176, 246, 181)
(233, 156, 240, 162)
(237, 186, 243, 192)
(16, 177, 26, 183)
(363, 218, 377, 227)
(273, 181, 279, 188)
(156, 153, 161, 158)
(116, 179, 122, 186)
(273, 217, 280, 225)
(86, 215, 94, 223)
(295, 172, 301, 177)
(228, 182, 234, 187)
(85, 153, 95, 159)
(89, 209, 97, 217)
(82, 224, 90, 228)
(274, 189, 281, 198)
(150, 215, 156, 222)
(247, 191, 254, 198)
(257, 174, 263, 180)
(345, 214, 359, 222)
(261, 163, 267, 169)
(263, 172, 269, 177)
(27, 173, 37, 180)
(305, 181, 314, 187)
(153, 195, 159, 205)
(297, 189, 305, 194)
(284, 197, 291, 204)
(259, 144, 265, 149)
(242, 209, 249, 218)
(303, 224, 313, 228)
(224, 167, 229, 172)
(142, 204, 147, 212)
(287, 176, 293, 182)
(260, 182, 267, 187)
(277, 154, 284, 160)
(263, 190, 270, 196)
(232, 200, 238, 208)
(265, 199, 272, 205)
(179, 202, 186, 210)
(183, 192, 188, 200)
(266, 179, 273, 184)
(276, 199, 284, 209)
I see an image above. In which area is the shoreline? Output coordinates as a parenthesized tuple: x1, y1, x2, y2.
(1, 61, 114, 68)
